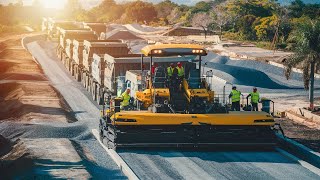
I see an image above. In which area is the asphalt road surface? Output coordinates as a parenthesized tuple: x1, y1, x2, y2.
(26, 38, 320, 179)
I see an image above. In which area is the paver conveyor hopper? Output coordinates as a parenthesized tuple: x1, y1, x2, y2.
(99, 44, 278, 149)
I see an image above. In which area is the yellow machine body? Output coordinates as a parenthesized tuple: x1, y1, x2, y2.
(135, 88, 170, 108)
(111, 111, 274, 126)
(182, 79, 211, 102)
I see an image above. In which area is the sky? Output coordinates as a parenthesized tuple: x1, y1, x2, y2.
(0, 0, 319, 9)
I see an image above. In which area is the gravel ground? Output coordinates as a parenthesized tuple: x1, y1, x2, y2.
(0, 38, 126, 179)
(277, 118, 320, 152)
(203, 52, 320, 89)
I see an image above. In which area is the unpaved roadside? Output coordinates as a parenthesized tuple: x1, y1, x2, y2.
(0, 37, 75, 123)
(0, 34, 123, 179)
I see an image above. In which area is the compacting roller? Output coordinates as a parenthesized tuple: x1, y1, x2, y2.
(99, 44, 278, 149)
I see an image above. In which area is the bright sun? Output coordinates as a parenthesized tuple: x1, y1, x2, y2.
(41, 0, 67, 9)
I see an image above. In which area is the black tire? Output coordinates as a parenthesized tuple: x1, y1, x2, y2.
(86, 76, 91, 92)
(62, 54, 66, 65)
(99, 127, 104, 142)
(92, 82, 96, 101)
(65, 57, 69, 70)
(70, 63, 74, 76)
(82, 73, 86, 87)
(77, 67, 81, 82)
(96, 86, 102, 105)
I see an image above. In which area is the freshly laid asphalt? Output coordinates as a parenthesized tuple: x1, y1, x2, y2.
(24, 38, 320, 179)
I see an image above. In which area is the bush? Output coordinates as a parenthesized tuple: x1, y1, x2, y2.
(255, 41, 271, 49)
(223, 32, 242, 41)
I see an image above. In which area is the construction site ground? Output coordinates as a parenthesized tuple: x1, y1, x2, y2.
(0, 32, 319, 179)
(0, 33, 125, 179)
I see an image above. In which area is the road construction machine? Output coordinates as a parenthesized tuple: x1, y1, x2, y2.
(98, 44, 278, 149)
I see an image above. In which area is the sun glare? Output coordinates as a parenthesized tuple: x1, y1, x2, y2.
(41, 0, 67, 9)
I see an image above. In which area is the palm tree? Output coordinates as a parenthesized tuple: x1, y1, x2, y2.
(285, 19, 320, 110)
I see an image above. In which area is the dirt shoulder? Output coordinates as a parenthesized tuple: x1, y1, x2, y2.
(0, 35, 76, 123)
(0, 33, 80, 179)
(276, 118, 320, 152)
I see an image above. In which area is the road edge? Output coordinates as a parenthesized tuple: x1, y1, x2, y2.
(92, 129, 139, 180)
(276, 148, 320, 176)
(277, 134, 320, 169)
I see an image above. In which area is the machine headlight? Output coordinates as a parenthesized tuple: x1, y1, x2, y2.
(192, 49, 204, 54)
(153, 50, 162, 54)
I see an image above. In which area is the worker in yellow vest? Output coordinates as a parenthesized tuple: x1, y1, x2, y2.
(176, 62, 184, 78)
(120, 89, 131, 110)
(247, 87, 260, 111)
(167, 63, 175, 78)
(229, 86, 241, 111)
(167, 63, 175, 88)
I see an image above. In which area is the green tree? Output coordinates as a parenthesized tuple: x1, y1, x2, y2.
(212, 4, 232, 40)
(238, 15, 257, 40)
(87, 0, 124, 23)
(254, 15, 278, 40)
(285, 19, 320, 110)
(302, 4, 320, 19)
(288, 0, 305, 18)
(155, 0, 177, 19)
(191, 12, 213, 39)
(191, 1, 213, 14)
(125, 1, 157, 24)
(64, 0, 83, 20)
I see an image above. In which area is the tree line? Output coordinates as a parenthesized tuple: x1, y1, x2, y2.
(1, 0, 319, 46)
(59, 0, 318, 48)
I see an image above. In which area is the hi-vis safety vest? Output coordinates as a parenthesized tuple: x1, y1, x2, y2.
(167, 67, 174, 77)
(121, 92, 130, 107)
(231, 90, 241, 102)
(250, 92, 260, 103)
(176, 66, 184, 77)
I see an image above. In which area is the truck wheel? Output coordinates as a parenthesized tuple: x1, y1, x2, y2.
(68, 60, 72, 72)
(85, 74, 89, 88)
(56, 47, 60, 59)
(99, 129, 104, 142)
(92, 82, 97, 101)
(74, 66, 79, 81)
(70, 63, 74, 76)
(66, 57, 69, 70)
(77, 67, 81, 82)
(96, 85, 101, 104)
(60, 51, 63, 61)
(82, 73, 86, 87)
(73, 65, 77, 79)
(86, 75, 90, 92)
(62, 54, 65, 65)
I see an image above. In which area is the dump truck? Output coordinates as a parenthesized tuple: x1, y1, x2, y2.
(72, 39, 86, 82)
(47, 19, 80, 40)
(91, 53, 142, 103)
(56, 28, 96, 65)
(82, 22, 107, 39)
(42, 17, 48, 32)
(64, 33, 98, 73)
(98, 44, 278, 149)
(81, 40, 130, 94)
